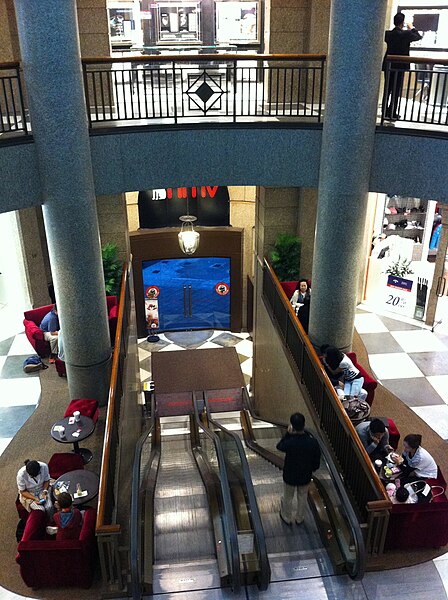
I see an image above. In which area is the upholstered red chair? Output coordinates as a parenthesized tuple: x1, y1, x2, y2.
(16, 507, 97, 588)
(64, 398, 99, 425)
(15, 495, 29, 521)
(48, 453, 84, 479)
(55, 357, 66, 377)
(23, 304, 54, 358)
(346, 352, 378, 406)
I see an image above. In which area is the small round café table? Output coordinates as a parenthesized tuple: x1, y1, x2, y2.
(54, 469, 99, 506)
(50, 414, 95, 463)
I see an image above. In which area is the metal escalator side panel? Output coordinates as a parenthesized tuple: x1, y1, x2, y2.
(241, 403, 366, 580)
(130, 416, 161, 600)
(204, 393, 271, 591)
(191, 394, 242, 594)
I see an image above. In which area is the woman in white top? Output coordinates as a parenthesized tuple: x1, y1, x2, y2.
(394, 434, 438, 481)
(17, 459, 52, 513)
(321, 345, 365, 398)
(290, 279, 311, 307)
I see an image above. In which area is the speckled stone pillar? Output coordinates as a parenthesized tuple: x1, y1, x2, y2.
(308, 0, 388, 352)
(14, 0, 111, 404)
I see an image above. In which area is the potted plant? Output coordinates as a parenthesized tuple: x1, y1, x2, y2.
(102, 243, 122, 297)
(384, 256, 414, 294)
(270, 234, 301, 281)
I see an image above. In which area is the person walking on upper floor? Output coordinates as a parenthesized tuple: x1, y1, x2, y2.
(383, 12, 422, 121)
(40, 303, 60, 361)
(276, 413, 321, 526)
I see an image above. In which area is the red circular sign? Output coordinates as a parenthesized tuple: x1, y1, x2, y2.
(145, 285, 160, 298)
(215, 282, 230, 296)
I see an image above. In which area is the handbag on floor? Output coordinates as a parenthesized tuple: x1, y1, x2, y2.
(23, 355, 48, 373)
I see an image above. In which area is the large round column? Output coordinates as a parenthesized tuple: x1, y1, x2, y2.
(308, 0, 388, 352)
(14, 0, 112, 404)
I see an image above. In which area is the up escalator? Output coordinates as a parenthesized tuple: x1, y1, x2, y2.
(205, 390, 365, 582)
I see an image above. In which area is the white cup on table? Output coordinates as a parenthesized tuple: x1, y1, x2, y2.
(59, 426, 65, 438)
(73, 410, 81, 422)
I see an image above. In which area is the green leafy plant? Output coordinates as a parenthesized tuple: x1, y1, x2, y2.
(102, 243, 122, 297)
(270, 234, 302, 281)
(385, 256, 414, 278)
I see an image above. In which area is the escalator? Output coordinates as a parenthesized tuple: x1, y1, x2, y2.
(205, 389, 366, 583)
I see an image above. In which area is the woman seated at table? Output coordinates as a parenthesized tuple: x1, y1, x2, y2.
(290, 279, 311, 307)
(321, 345, 365, 398)
(17, 459, 53, 514)
(391, 433, 437, 483)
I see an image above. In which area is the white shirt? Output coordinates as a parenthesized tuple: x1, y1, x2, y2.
(338, 355, 360, 382)
(403, 446, 438, 479)
(17, 461, 50, 496)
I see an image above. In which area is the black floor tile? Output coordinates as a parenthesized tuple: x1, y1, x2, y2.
(0, 336, 14, 355)
(1, 355, 40, 378)
(381, 378, 445, 407)
(360, 332, 404, 354)
(408, 352, 448, 376)
(212, 332, 245, 347)
(139, 338, 170, 352)
(378, 315, 423, 331)
(164, 330, 213, 348)
(0, 405, 36, 437)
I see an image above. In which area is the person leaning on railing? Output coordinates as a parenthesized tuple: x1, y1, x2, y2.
(382, 12, 422, 121)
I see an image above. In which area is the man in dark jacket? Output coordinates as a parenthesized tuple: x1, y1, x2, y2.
(383, 12, 422, 120)
(276, 412, 321, 525)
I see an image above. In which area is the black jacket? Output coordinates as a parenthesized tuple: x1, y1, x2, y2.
(383, 27, 422, 71)
(276, 431, 321, 486)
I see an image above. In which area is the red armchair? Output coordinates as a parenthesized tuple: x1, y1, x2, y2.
(385, 467, 448, 550)
(16, 507, 97, 588)
(346, 352, 377, 406)
(23, 304, 54, 358)
(64, 398, 99, 425)
(48, 452, 84, 479)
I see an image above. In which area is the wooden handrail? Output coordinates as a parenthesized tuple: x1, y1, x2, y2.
(96, 263, 128, 533)
(264, 259, 389, 501)
(82, 53, 327, 65)
(387, 55, 448, 66)
(0, 61, 20, 69)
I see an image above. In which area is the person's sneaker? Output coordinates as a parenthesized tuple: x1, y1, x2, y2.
(49, 355, 55, 364)
(279, 511, 292, 526)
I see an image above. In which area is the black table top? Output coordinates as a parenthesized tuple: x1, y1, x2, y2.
(54, 469, 100, 505)
(50, 415, 95, 444)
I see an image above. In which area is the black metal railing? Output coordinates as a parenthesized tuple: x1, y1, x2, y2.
(262, 258, 390, 529)
(0, 62, 27, 137)
(82, 54, 326, 126)
(382, 56, 448, 127)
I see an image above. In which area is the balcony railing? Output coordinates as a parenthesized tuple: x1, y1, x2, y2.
(82, 54, 326, 127)
(1, 54, 448, 141)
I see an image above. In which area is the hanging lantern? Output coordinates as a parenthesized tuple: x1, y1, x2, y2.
(178, 215, 200, 255)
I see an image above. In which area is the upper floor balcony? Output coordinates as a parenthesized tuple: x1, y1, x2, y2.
(1, 54, 447, 141)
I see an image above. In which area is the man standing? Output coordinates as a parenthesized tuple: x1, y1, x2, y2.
(276, 413, 321, 525)
(383, 12, 422, 121)
(40, 303, 60, 362)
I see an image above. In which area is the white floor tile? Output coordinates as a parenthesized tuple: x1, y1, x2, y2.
(391, 330, 448, 353)
(354, 312, 389, 333)
(427, 376, 448, 405)
(158, 344, 184, 352)
(0, 356, 6, 372)
(240, 357, 253, 377)
(0, 377, 41, 407)
(368, 353, 424, 380)
(7, 333, 35, 356)
(234, 339, 253, 358)
(0, 438, 13, 457)
(138, 347, 151, 361)
(140, 368, 151, 382)
(412, 405, 448, 440)
(434, 559, 448, 598)
(195, 341, 221, 350)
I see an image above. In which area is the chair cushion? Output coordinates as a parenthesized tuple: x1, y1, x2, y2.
(64, 398, 99, 424)
(24, 319, 45, 341)
(48, 453, 84, 479)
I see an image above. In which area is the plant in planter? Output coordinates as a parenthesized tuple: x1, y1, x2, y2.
(102, 243, 122, 297)
(270, 234, 302, 281)
(384, 256, 414, 278)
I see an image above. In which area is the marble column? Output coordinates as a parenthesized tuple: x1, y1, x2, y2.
(14, 0, 112, 404)
(308, 0, 388, 352)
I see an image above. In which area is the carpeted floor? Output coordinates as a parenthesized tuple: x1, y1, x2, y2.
(353, 330, 448, 569)
(0, 366, 105, 599)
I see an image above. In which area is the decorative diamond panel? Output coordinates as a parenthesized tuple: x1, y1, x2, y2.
(185, 70, 226, 114)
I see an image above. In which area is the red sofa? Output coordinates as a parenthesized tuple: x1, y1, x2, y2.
(23, 304, 54, 358)
(385, 467, 448, 550)
(16, 506, 97, 588)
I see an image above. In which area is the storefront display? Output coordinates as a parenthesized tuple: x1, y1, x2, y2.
(156, 2, 201, 43)
(398, 4, 448, 51)
(108, 1, 143, 49)
(215, 1, 260, 44)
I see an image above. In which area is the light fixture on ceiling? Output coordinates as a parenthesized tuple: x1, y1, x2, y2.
(178, 215, 200, 255)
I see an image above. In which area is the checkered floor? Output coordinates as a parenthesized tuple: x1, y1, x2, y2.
(138, 329, 253, 389)
(356, 306, 448, 442)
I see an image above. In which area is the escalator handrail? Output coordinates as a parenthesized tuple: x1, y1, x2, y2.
(130, 394, 159, 600)
(242, 387, 366, 580)
(192, 396, 242, 594)
(205, 393, 271, 591)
